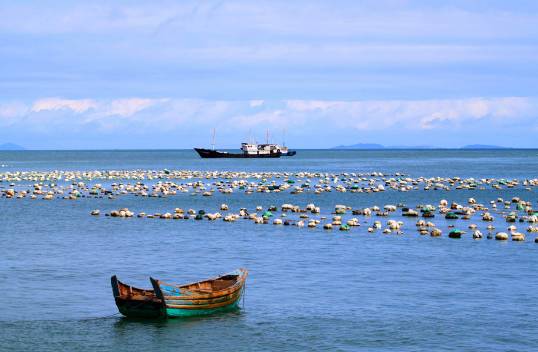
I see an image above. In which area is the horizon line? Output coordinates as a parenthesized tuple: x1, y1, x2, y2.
(1, 147, 537, 152)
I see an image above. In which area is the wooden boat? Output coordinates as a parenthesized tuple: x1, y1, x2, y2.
(150, 268, 248, 318)
(110, 275, 165, 318)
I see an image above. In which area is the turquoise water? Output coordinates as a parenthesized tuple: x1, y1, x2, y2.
(1, 149, 538, 351)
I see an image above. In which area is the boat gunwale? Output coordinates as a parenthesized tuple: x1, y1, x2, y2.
(111, 275, 158, 299)
(161, 283, 243, 300)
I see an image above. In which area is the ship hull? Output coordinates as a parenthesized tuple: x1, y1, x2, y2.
(194, 148, 283, 158)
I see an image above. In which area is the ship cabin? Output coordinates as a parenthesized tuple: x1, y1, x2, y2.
(241, 143, 258, 154)
(241, 143, 285, 155)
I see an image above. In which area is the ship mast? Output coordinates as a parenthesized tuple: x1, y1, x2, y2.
(266, 129, 269, 144)
(211, 128, 216, 150)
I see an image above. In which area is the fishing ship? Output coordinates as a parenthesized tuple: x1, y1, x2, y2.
(194, 130, 296, 159)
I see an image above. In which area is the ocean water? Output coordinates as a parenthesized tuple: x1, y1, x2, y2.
(1, 149, 538, 351)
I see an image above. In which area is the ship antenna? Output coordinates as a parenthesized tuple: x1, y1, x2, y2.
(211, 128, 216, 150)
(266, 129, 269, 144)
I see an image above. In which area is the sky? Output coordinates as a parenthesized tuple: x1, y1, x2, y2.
(0, 0, 537, 149)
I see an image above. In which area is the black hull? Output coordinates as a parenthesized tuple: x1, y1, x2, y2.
(195, 148, 294, 158)
(114, 297, 165, 318)
(111, 275, 165, 318)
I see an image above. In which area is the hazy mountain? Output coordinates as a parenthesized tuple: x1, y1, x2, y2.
(461, 144, 510, 149)
(0, 143, 25, 150)
(332, 143, 386, 149)
(332, 143, 435, 149)
(333, 143, 513, 150)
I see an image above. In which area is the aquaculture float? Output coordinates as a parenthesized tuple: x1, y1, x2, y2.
(110, 275, 165, 318)
(150, 268, 248, 317)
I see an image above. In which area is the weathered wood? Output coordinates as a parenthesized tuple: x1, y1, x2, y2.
(166, 295, 242, 310)
(162, 285, 243, 300)
(165, 290, 242, 306)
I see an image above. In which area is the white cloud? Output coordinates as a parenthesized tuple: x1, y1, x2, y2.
(285, 97, 535, 130)
(102, 98, 167, 117)
(1, 96, 536, 136)
(31, 98, 97, 113)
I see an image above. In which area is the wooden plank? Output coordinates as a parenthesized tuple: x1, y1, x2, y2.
(165, 295, 241, 310)
(165, 291, 242, 306)
(162, 283, 244, 300)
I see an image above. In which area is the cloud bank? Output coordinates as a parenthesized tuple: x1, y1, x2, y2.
(0, 96, 535, 149)
(0, 1, 537, 147)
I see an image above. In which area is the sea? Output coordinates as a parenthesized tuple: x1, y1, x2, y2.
(1, 149, 538, 351)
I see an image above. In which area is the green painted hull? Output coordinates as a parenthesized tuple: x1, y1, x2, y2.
(165, 301, 240, 318)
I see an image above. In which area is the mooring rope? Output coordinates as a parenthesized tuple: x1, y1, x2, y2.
(242, 281, 247, 309)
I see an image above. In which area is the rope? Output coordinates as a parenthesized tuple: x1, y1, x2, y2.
(242, 282, 247, 309)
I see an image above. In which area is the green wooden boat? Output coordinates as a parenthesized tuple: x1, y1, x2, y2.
(150, 268, 248, 318)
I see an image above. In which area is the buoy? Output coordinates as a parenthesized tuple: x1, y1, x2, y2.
(445, 212, 459, 220)
(495, 232, 509, 241)
(430, 228, 442, 237)
(273, 218, 283, 225)
(473, 230, 483, 239)
(448, 229, 464, 238)
(511, 232, 525, 241)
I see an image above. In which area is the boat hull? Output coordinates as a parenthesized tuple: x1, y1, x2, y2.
(165, 296, 242, 317)
(194, 148, 282, 158)
(111, 275, 165, 318)
(114, 297, 165, 318)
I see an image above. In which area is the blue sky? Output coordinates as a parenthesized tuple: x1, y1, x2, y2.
(0, 0, 537, 149)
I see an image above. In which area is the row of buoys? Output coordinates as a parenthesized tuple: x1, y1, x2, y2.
(91, 197, 538, 242)
(2, 169, 538, 201)
(93, 197, 537, 222)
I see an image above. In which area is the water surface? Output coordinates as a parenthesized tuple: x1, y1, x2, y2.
(1, 149, 537, 351)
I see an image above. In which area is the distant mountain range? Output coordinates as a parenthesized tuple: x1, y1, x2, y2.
(332, 143, 510, 150)
(0, 142, 516, 151)
(0, 143, 25, 150)
(460, 144, 510, 149)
